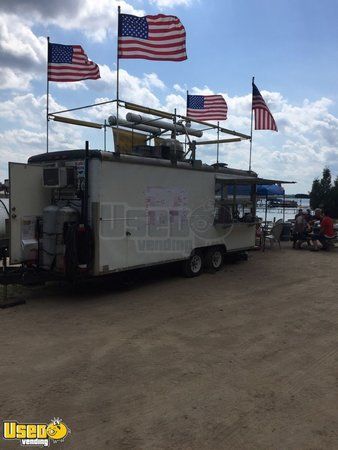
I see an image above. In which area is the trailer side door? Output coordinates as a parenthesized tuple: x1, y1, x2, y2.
(9, 163, 50, 263)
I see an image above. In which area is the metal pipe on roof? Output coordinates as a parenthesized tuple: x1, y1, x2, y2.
(126, 113, 203, 138)
(195, 138, 242, 145)
(122, 101, 251, 139)
(182, 117, 251, 140)
(124, 102, 173, 119)
(51, 115, 103, 129)
(108, 115, 161, 134)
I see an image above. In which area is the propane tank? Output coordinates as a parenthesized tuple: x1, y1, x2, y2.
(55, 206, 79, 272)
(42, 205, 59, 269)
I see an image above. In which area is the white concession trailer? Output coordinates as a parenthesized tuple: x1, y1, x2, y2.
(7, 147, 278, 279)
(2, 103, 288, 288)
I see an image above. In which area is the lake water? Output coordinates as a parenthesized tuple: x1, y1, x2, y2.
(257, 197, 310, 223)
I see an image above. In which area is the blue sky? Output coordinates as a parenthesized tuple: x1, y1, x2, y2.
(1, 0, 338, 193)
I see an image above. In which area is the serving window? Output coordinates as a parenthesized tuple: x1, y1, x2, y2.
(214, 180, 256, 224)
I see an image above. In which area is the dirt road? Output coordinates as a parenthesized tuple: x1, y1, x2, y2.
(1, 245, 338, 449)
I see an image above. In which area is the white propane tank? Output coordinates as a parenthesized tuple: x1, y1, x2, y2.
(55, 206, 79, 272)
(42, 205, 59, 269)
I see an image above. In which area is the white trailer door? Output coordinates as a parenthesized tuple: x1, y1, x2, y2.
(9, 163, 50, 263)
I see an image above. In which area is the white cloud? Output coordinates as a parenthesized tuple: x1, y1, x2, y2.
(173, 83, 186, 94)
(190, 85, 215, 96)
(164, 93, 186, 115)
(1, 0, 144, 43)
(0, 92, 85, 181)
(0, 68, 33, 91)
(45, 0, 144, 42)
(86, 68, 168, 122)
(0, 124, 84, 181)
(149, 0, 193, 8)
(0, 93, 65, 128)
(85, 66, 164, 108)
(119, 69, 163, 107)
(55, 81, 88, 91)
(88, 64, 117, 93)
(86, 97, 116, 121)
(0, 13, 46, 89)
(0, 1, 144, 90)
(143, 73, 166, 90)
(0, 13, 45, 69)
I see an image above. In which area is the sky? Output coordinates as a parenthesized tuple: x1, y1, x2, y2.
(1, 0, 338, 193)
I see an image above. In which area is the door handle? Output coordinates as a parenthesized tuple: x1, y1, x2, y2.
(126, 231, 131, 236)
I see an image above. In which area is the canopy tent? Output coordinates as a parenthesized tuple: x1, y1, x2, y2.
(257, 184, 285, 196)
(216, 176, 295, 225)
(227, 184, 285, 196)
(257, 184, 286, 224)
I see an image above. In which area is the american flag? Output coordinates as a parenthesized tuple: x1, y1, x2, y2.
(48, 43, 100, 82)
(187, 95, 228, 121)
(118, 13, 187, 61)
(252, 83, 278, 131)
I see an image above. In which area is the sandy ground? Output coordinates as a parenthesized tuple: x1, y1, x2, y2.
(1, 244, 338, 449)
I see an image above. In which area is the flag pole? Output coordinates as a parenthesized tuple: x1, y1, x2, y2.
(186, 90, 189, 116)
(104, 119, 107, 151)
(46, 36, 50, 153)
(116, 6, 121, 155)
(186, 90, 190, 156)
(173, 108, 177, 139)
(216, 121, 220, 163)
(249, 76, 254, 171)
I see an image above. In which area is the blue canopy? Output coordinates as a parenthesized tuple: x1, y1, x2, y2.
(257, 184, 285, 196)
(227, 184, 285, 196)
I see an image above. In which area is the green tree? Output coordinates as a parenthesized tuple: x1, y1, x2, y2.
(329, 176, 338, 217)
(309, 178, 322, 209)
(320, 167, 332, 199)
(310, 168, 338, 218)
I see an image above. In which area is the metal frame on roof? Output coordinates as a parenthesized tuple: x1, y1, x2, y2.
(215, 174, 295, 185)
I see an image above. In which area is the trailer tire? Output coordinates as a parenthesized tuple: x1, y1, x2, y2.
(205, 247, 224, 273)
(182, 251, 203, 278)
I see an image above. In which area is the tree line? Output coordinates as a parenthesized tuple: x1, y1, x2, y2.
(309, 168, 338, 218)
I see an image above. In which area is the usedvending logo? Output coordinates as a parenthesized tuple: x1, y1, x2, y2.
(3, 418, 70, 447)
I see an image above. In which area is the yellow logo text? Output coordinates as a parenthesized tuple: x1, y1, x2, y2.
(3, 418, 70, 447)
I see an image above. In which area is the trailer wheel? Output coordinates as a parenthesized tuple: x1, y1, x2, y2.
(205, 247, 224, 273)
(182, 251, 203, 277)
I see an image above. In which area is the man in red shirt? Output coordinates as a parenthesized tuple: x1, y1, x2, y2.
(321, 211, 335, 238)
(312, 209, 336, 250)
